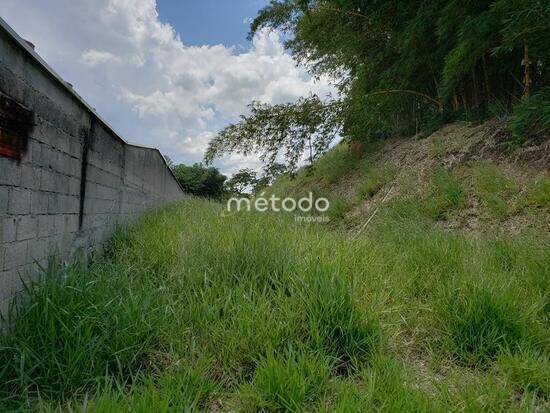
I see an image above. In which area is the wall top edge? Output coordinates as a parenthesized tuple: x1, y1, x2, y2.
(0, 17, 185, 193)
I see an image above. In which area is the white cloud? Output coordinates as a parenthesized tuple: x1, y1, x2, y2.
(0, 0, 334, 175)
(81, 49, 121, 66)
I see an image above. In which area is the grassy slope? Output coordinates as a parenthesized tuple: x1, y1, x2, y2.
(0, 124, 549, 412)
(270, 121, 550, 233)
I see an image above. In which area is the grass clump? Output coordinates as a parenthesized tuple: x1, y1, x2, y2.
(524, 177, 550, 209)
(313, 143, 361, 184)
(239, 349, 331, 412)
(326, 196, 351, 220)
(0, 259, 162, 405)
(469, 162, 518, 220)
(40, 367, 217, 413)
(357, 165, 393, 199)
(300, 275, 380, 373)
(439, 282, 530, 368)
(320, 356, 434, 412)
(426, 168, 464, 219)
(499, 350, 550, 398)
(430, 137, 446, 158)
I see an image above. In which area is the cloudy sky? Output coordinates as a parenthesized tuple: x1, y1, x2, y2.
(0, 0, 333, 175)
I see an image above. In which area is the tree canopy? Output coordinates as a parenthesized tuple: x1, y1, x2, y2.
(172, 163, 227, 199)
(205, 0, 549, 173)
(225, 168, 259, 195)
(204, 96, 343, 172)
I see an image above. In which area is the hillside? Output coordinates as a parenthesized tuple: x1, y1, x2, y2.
(271, 119, 550, 234)
(0, 122, 548, 411)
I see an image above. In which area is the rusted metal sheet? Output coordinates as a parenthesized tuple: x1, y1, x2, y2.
(0, 91, 34, 160)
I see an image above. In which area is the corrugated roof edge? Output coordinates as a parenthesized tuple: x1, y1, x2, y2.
(0, 17, 186, 194)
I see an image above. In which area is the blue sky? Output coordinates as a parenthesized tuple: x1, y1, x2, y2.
(1, 0, 332, 175)
(157, 0, 270, 48)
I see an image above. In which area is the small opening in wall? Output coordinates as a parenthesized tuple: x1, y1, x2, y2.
(0, 92, 34, 160)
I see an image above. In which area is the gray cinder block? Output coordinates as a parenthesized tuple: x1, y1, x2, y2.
(3, 241, 28, 271)
(16, 215, 38, 241)
(8, 189, 31, 215)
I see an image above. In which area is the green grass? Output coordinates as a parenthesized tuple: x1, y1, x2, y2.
(312, 143, 361, 184)
(439, 281, 533, 367)
(0, 198, 548, 411)
(326, 196, 351, 220)
(469, 162, 519, 220)
(267, 143, 362, 197)
(239, 350, 331, 412)
(430, 137, 446, 158)
(426, 168, 464, 220)
(357, 165, 394, 200)
(509, 86, 550, 143)
(524, 178, 550, 209)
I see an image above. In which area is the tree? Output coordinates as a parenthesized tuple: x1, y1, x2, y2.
(255, 163, 288, 191)
(225, 169, 258, 195)
(205, 0, 549, 172)
(205, 95, 342, 173)
(172, 163, 227, 198)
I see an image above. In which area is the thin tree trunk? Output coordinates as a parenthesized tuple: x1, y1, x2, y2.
(522, 44, 532, 99)
(482, 54, 491, 101)
(472, 67, 479, 108)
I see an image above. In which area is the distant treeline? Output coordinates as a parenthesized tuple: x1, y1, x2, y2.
(170, 162, 283, 198)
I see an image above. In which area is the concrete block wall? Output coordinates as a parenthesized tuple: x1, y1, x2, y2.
(0, 19, 185, 314)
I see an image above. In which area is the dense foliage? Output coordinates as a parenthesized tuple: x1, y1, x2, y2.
(206, 0, 549, 173)
(509, 86, 550, 141)
(172, 163, 227, 198)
